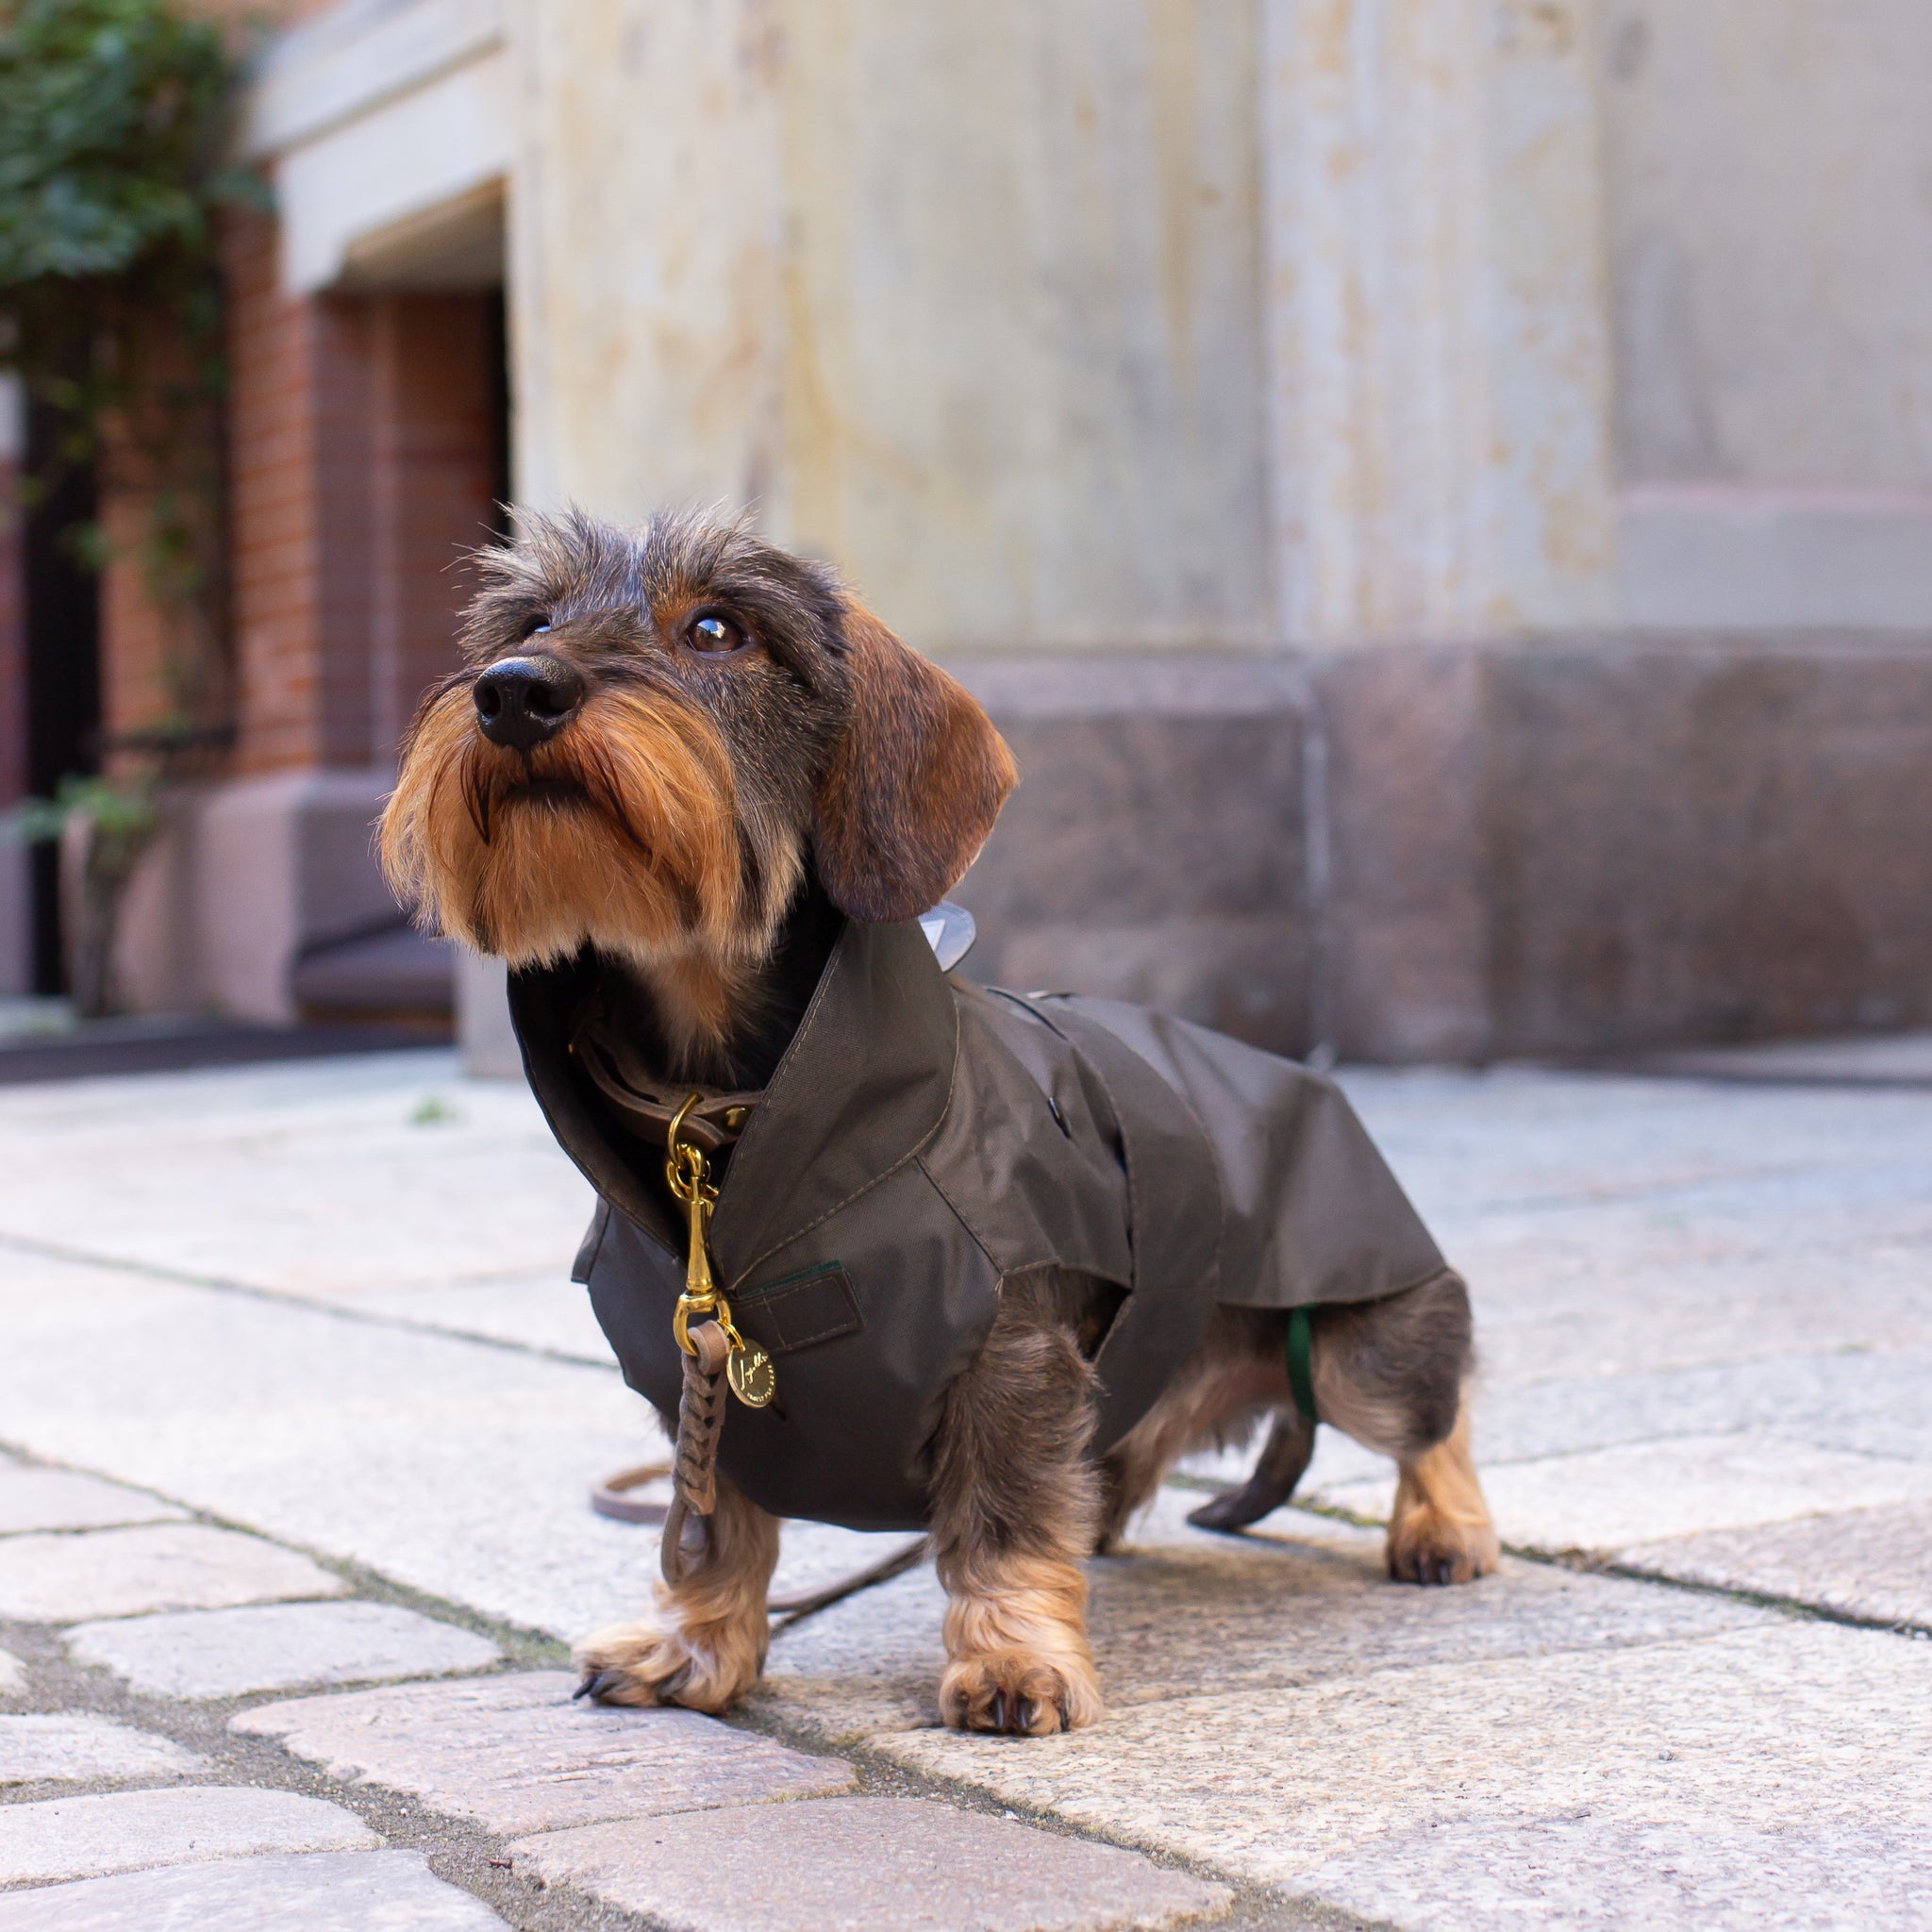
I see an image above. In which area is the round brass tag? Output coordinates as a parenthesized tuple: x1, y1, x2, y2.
(727, 1341, 777, 1408)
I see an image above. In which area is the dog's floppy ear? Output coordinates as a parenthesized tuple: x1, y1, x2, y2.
(811, 603, 1017, 924)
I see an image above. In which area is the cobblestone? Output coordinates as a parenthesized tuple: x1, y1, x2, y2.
(0, 1787, 378, 1886)
(66, 1599, 504, 1700)
(0, 1468, 185, 1537)
(509, 1795, 1231, 1932)
(0, 1850, 508, 1931)
(0, 1525, 347, 1624)
(233, 1672, 856, 1835)
(0, 1714, 200, 1787)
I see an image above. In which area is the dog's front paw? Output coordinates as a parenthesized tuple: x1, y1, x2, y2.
(1386, 1500, 1500, 1587)
(572, 1619, 761, 1714)
(940, 1650, 1102, 1736)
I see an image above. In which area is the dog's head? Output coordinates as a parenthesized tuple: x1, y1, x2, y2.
(379, 508, 1015, 979)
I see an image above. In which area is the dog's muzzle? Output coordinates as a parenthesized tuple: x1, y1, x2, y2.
(474, 654, 585, 751)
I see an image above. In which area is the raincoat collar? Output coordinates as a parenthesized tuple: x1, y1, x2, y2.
(707, 915, 958, 1285)
(510, 916, 959, 1284)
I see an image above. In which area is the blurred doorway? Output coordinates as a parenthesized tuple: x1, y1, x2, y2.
(23, 398, 100, 995)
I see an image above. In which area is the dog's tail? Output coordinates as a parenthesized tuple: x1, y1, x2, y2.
(1184, 1407, 1316, 1532)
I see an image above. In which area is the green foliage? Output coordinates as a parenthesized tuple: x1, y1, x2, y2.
(3, 769, 162, 1017)
(0, 0, 254, 403)
(0, 0, 237, 287)
(0, 0, 258, 792)
(2, 772, 157, 849)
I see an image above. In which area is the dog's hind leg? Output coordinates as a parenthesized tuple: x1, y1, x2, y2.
(574, 1474, 779, 1712)
(930, 1284, 1105, 1736)
(1385, 1401, 1498, 1585)
(1308, 1272, 1499, 1587)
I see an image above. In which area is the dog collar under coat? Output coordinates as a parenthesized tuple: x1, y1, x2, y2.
(508, 917, 1453, 1533)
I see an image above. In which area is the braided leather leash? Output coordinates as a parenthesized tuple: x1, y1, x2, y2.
(659, 1318, 730, 1585)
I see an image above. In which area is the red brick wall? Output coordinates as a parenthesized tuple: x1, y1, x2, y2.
(223, 210, 498, 774)
(367, 294, 499, 758)
(225, 208, 370, 771)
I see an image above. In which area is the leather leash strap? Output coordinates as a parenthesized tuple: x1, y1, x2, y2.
(660, 1319, 730, 1587)
(570, 1025, 758, 1155)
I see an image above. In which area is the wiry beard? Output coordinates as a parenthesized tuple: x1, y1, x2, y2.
(380, 678, 805, 1075)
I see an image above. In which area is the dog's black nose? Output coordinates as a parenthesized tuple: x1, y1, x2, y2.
(473, 656, 585, 750)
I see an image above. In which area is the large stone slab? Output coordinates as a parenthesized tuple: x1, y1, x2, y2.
(0, 1054, 590, 1305)
(873, 1621, 1932, 1929)
(0, 1787, 378, 1887)
(1294, 1814, 1929, 1932)
(1635, 1029, 1932, 1083)
(1312, 1431, 1932, 1555)
(0, 1525, 348, 1623)
(1620, 1500, 1932, 1631)
(0, 1466, 185, 1536)
(0, 1850, 508, 1930)
(1458, 1348, 1932, 1469)
(0, 1714, 201, 1787)
(0, 1248, 669, 1642)
(67, 1599, 504, 1700)
(509, 1794, 1231, 1932)
(233, 1671, 854, 1835)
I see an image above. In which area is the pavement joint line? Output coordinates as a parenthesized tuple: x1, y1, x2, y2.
(1409, 1419, 1924, 1471)
(1590, 1555, 1932, 1642)
(1424, 1156, 1886, 1216)
(0, 1230, 621, 1374)
(1546, 1062, 1932, 1093)
(1163, 1474, 1932, 1644)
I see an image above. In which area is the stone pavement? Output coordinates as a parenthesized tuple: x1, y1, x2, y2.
(0, 1047, 1926, 1928)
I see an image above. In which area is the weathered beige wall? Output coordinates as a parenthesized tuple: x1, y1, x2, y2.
(1600, 0, 1932, 490)
(1264, 0, 1617, 643)
(508, 0, 1272, 650)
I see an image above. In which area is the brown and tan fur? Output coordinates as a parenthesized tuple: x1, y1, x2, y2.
(381, 507, 1498, 1736)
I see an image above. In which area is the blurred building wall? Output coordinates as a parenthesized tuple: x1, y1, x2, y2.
(1603, 0, 1932, 626)
(0, 376, 25, 1000)
(513, 2, 1276, 654)
(86, 0, 1932, 1060)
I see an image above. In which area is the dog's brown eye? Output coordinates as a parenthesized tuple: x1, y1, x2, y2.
(686, 613, 747, 655)
(522, 615, 552, 640)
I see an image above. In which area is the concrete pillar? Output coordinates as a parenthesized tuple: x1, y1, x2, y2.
(1261, 0, 1617, 643)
